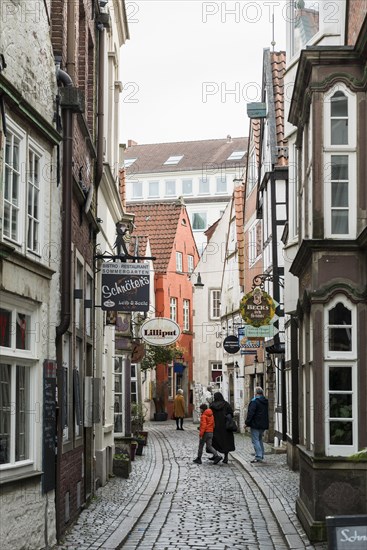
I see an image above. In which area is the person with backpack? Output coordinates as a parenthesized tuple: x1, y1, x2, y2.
(245, 386, 269, 463)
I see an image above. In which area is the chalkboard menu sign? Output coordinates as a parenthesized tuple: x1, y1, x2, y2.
(42, 360, 57, 494)
(326, 515, 367, 550)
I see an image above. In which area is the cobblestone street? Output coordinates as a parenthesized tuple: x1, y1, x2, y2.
(55, 422, 328, 550)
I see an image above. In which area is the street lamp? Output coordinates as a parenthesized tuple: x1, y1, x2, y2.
(190, 272, 204, 288)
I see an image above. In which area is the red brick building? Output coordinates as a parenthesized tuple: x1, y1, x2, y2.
(128, 202, 199, 418)
(51, 0, 101, 537)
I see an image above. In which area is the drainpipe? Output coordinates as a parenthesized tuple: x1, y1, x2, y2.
(55, 59, 74, 541)
(96, 22, 105, 190)
(55, 61, 73, 342)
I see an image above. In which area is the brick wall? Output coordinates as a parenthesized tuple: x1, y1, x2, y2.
(59, 446, 85, 528)
(346, 0, 367, 45)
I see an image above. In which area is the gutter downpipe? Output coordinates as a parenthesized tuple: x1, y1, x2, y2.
(96, 22, 105, 190)
(55, 63, 73, 541)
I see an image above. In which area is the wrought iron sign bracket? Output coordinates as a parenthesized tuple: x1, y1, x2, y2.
(252, 273, 284, 290)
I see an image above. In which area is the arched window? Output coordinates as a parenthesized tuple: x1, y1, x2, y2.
(324, 296, 357, 456)
(323, 84, 356, 238)
(330, 91, 348, 145)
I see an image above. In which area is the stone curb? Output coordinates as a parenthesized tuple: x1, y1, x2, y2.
(100, 431, 164, 549)
(231, 451, 306, 550)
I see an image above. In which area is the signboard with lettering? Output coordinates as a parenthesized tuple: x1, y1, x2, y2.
(223, 335, 240, 354)
(240, 287, 276, 327)
(101, 263, 150, 312)
(42, 360, 57, 494)
(326, 515, 367, 550)
(141, 318, 181, 346)
(238, 325, 279, 338)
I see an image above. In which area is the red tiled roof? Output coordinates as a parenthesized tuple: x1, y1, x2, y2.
(270, 51, 288, 167)
(127, 201, 193, 273)
(124, 137, 248, 175)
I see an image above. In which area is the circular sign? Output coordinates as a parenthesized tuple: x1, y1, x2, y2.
(140, 318, 181, 346)
(223, 335, 240, 354)
(240, 287, 276, 327)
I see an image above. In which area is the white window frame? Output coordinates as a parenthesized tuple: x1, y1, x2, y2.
(3, 120, 25, 246)
(183, 299, 190, 331)
(182, 179, 193, 196)
(165, 180, 176, 197)
(26, 139, 43, 256)
(323, 83, 356, 239)
(170, 298, 177, 322)
(3, 119, 45, 259)
(148, 180, 159, 198)
(324, 363, 357, 456)
(187, 255, 194, 274)
(132, 180, 143, 198)
(216, 176, 227, 194)
(323, 295, 357, 456)
(209, 289, 221, 320)
(0, 294, 38, 476)
(198, 177, 210, 195)
(324, 84, 356, 149)
(176, 251, 183, 273)
(114, 355, 125, 436)
(192, 212, 207, 231)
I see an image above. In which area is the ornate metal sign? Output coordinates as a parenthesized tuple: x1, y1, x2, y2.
(239, 286, 276, 327)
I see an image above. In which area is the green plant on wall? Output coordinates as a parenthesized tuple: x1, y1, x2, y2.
(140, 343, 187, 371)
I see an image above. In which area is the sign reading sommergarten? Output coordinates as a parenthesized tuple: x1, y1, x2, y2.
(101, 263, 150, 311)
(240, 286, 276, 327)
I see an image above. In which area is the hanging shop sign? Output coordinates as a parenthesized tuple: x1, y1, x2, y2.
(131, 341, 145, 362)
(238, 325, 279, 338)
(141, 318, 181, 346)
(239, 286, 276, 327)
(223, 335, 240, 354)
(101, 262, 150, 312)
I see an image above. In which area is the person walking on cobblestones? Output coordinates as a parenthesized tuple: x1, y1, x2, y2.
(245, 386, 269, 463)
(174, 388, 185, 430)
(210, 392, 235, 463)
(193, 403, 221, 464)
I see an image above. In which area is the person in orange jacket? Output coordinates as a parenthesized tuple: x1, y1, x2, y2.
(193, 404, 222, 464)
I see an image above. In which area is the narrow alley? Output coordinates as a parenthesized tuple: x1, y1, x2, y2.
(55, 422, 327, 550)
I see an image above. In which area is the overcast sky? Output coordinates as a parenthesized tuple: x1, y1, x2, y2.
(119, 1, 287, 145)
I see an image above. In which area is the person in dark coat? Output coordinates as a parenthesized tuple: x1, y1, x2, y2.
(210, 392, 235, 463)
(245, 386, 269, 463)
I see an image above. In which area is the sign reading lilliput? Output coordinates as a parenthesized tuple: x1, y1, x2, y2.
(141, 318, 181, 347)
(101, 263, 150, 312)
(240, 286, 276, 327)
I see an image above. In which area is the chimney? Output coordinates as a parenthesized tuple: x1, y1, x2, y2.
(226, 134, 232, 143)
(128, 139, 137, 147)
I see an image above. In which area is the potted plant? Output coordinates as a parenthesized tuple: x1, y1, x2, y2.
(131, 402, 148, 435)
(113, 451, 131, 478)
(135, 436, 145, 456)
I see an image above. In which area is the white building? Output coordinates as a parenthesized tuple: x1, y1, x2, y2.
(0, 3, 61, 547)
(124, 137, 247, 254)
(94, 1, 132, 487)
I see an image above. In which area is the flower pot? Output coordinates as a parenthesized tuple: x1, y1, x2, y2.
(130, 441, 138, 461)
(113, 458, 131, 478)
(135, 438, 145, 455)
(137, 431, 148, 446)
